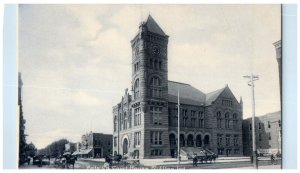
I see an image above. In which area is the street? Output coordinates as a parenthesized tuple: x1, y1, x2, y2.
(20, 157, 281, 169)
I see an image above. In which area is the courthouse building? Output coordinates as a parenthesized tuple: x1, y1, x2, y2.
(113, 15, 243, 159)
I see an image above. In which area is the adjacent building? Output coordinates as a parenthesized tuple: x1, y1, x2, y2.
(242, 111, 281, 156)
(112, 15, 243, 159)
(78, 132, 112, 158)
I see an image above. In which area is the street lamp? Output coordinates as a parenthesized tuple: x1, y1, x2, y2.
(243, 74, 259, 169)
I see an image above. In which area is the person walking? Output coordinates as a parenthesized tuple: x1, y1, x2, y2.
(192, 153, 198, 167)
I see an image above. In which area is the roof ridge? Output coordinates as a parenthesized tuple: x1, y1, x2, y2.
(206, 87, 225, 95)
(168, 80, 190, 86)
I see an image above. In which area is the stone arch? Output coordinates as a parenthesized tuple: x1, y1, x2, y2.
(123, 138, 129, 155)
(180, 133, 185, 147)
(169, 133, 176, 146)
(203, 133, 211, 148)
(149, 75, 162, 86)
(187, 134, 194, 147)
(196, 134, 202, 147)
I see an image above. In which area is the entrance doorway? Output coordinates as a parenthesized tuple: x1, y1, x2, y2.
(123, 138, 128, 155)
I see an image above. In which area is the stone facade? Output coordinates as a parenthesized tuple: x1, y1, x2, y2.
(242, 111, 281, 156)
(113, 15, 243, 159)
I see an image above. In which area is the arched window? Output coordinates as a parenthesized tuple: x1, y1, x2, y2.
(233, 113, 238, 129)
(225, 112, 230, 129)
(151, 77, 161, 86)
(123, 112, 127, 130)
(134, 79, 139, 99)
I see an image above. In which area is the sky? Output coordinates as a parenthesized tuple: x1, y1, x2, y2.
(18, 4, 281, 149)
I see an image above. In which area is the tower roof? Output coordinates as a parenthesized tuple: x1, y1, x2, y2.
(145, 15, 166, 36)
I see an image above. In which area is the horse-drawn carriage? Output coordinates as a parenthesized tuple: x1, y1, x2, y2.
(104, 154, 140, 168)
(54, 152, 77, 169)
(191, 151, 218, 166)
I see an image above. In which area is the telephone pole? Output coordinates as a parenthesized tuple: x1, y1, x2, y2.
(243, 74, 259, 169)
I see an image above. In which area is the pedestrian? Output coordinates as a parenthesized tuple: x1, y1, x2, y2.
(270, 154, 275, 165)
(192, 153, 198, 167)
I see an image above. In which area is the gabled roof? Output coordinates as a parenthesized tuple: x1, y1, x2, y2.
(168, 81, 206, 106)
(145, 15, 166, 36)
(205, 87, 226, 105)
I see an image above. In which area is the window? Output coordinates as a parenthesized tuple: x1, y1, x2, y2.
(233, 114, 238, 129)
(120, 113, 123, 130)
(258, 123, 262, 130)
(151, 131, 163, 145)
(154, 60, 158, 69)
(151, 149, 163, 156)
(198, 111, 204, 128)
(182, 109, 188, 127)
(123, 112, 127, 130)
(150, 59, 153, 68)
(217, 111, 222, 129)
(174, 109, 178, 127)
(217, 134, 223, 146)
(226, 135, 230, 146)
(134, 131, 141, 147)
(191, 110, 196, 127)
(225, 113, 230, 129)
(134, 107, 141, 126)
(134, 79, 140, 99)
(258, 133, 262, 141)
(150, 77, 162, 98)
(268, 121, 271, 128)
(128, 112, 132, 128)
(150, 106, 162, 125)
(159, 61, 162, 70)
(268, 132, 272, 140)
(191, 117, 196, 127)
(222, 99, 233, 106)
(249, 123, 252, 130)
(114, 137, 117, 147)
(233, 135, 238, 146)
(278, 120, 281, 127)
(108, 141, 111, 145)
(114, 116, 117, 132)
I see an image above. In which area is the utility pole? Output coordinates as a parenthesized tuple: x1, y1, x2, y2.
(177, 89, 180, 165)
(243, 74, 259, 169)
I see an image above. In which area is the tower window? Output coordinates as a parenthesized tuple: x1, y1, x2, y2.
(150, 106, 162, 125)
(134, 107, 141, 126)
(154, 60, 158, 69)
(150, 59, 153, 68)
(159, 61, 162, 70)
(134, 79, 140, 99)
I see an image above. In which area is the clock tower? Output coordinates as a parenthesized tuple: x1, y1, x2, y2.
(130, 15, 170, 158)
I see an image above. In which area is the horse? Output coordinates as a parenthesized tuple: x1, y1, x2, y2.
(66, 155, 77, 169)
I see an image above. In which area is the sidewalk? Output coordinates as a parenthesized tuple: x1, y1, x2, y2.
(141, 156, 251, 166)
(79, 158, 105, 162)
(232, 164, 281, 169)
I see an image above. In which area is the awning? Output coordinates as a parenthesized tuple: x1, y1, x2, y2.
(72, 151, 80, 155)
(80, 148, 93, 155)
